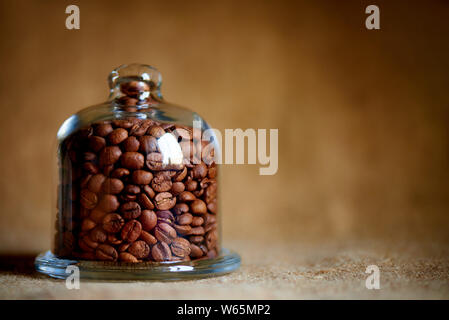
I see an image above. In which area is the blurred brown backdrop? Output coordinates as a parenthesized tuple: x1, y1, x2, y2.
(0, 0, 448, 254)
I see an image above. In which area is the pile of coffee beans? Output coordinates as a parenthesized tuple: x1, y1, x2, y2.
(54, 81, 219, 263)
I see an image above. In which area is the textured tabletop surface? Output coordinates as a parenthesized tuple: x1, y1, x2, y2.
(0, 238, 448, 300)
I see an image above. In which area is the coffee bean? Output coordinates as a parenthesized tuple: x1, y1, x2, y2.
(151, 172, 172, 192)
(103, 165, 114, 176)
(95, 244, 118, 261)
(130, 121, 151, 137)
(143, 185, 155, 198)
(120, 81, 150, 98)
(190, 199, 207, 214)
(89, 208, 107, 223)
(139, 210, 157, 231)
(102, 178, 124, 194)
(139, 230, 157, 245)
(185, 179, 198, 192)
(139, 136, 158, 154)
(79, 235, 97, 252)
(208, 166, 217, 179)
(154, 222, 176, 244)
(99, 146, 122, 166)
(94, 123, 113, 137)
(148, 125, 165, 138)
(173, 166, 187, 182)
(173, 224, 192, 236)
(178, 191, 196, 202)
(108, 128, 128, 145)
(121, 152, 145, 169)
(207, 199, 217, 214)
(176, 213, 193, 225)
(171, 182, 185, 195)
(88, 136, 106, 152)
(156, 210, 175, 225)
(119, 252, 138, 262)
(107, 233, 122, 245)
(190, 226, 205, 236)
(151, 242, 172, 262)
(83, 162, 99, 174)
(189, 235, 204, 244)
(122, 136, 140, 152)
(102, 213, 125, 233)
(81, 218, 96, 231)
(80, 189, 98, 209)
(189, 243, 203, 258)
(172, 203, 189, 215)
(206, 230, 218, 250)
(146, 152, 163, 170)
(97, 194, 120, 212)
(121, 220, 142, 242)
(191, 216, 204, 227)
(132, 170, 153, 185)
(171, 237, 191, 258)
(138, 193, 154, 210)
(121, 201, 141, 219)
(128, 240, 150, 259)
(154, 192, 176, 210)
(112, 119, 134, 129)
(111, 168, 130, 179)
(192, 162, 208, 180)
(89, 227, 107, 243)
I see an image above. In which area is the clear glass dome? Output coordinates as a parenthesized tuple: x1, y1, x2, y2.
(35, 64, 240, 280)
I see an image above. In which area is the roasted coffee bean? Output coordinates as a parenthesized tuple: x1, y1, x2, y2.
(132, 170, 153, 185)
(171, 237, 191, 258)
(121, 201, 141, 219)
(138, 193, 154, 210)
(204, 183, 217, 204)
(80, 189, 98, 209)
(88, 136, 106, 152)
(189, 235, 204, 244)
(119, 252, 138, 262)
(208, 165, 217, 179)
(139, 210, 157, 231)
(80, 174, 92, 189)
(191, 216, 204, 227)
(107, 233, 122, 245)
(189, 243, 203, 258)
(190, 199, 207, 214)
(143, 185, 155, 198)
(148, 125, 165, 138)
(121, 220, 142, 242)
(146, 152, 163, 170)
(185, 179, 198, 192)
(103, 164, 114, 176)
(102, 213, 125, 233)
(173, 167, 187, 182)
(192, 162, 208, 180)
(99, 146, 122, 166)
(112, 119, 134, 129)
(154, 222, 176, 244)
(89, 227, 107, 243)
(124, 184, 140, 195)
(173, 224, 192, 236)
(170, 182, 185, 195)
(89, 208, 107, 223)
(206, 230, 218, 250)
(190, 226, 205, 236)
(121, 152, 145, 169)
(122, 136, 140, 152)
(102, 178, 124, 194)
(172, 203, 189, 215)
(81, 218, 96, 231)
(128, 240, 150, 259)
(97, 194, 120, 212)
(94, 123, 113, 137)
(139, 136, 158, 154)
(82, 152, 97, 162)
(111, 168, 130, 179)
(79, 235, 97, 252)
(151, 242, 172, 262)
(176, 213, 193, 225)
(118, 242, 131, 252)
(139, 230, 157, 246)
(154, 192, 176, 210)
(178, 191, 196, 202)
(120, 81, 150, 98)
(95, 244, 118, 261)
(108, 128, 128, 145)
(207, 199, 217, 214)
(156, 210, 175, 225)
(83, 162, 99, 174)
(207, 249, 217, 259)
(151, 172, 172, 192)
(130, 121, 151, 136)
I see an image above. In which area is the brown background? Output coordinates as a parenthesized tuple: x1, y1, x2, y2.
(0, 0, 448, 255)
